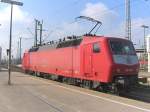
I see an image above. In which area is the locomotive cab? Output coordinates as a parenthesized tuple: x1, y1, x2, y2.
(81, 36, 139, 92)
(108, 38, 139, 91)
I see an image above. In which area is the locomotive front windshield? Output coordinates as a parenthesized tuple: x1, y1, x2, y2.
(110, 40, 136, 55)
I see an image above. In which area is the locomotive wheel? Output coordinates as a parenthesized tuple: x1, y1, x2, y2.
(100, 83, 109, 93)
(92, 81, 101, 90)
(29, 71, 34, 75)
(24, 70, 28, 74)
(112, 84, 120, 95)
(62, 77, 68, 84)
(67, 78, 72, 85)
(57, 76, 63, 82)
(36, 72, 41, 77)
(82, 80, 93, 89)
(69, 78, 76, 85)
(74, 79, 82, 86)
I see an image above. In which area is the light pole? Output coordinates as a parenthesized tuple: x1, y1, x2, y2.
(19, 37, 22, 63)
(141, 25, 149, 70)
(1, 0, 23, 85)
(141, 25, 149, 50)
(18, 37, 33, 63)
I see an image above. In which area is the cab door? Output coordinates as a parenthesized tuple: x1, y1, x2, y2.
(92, 42, 101, 77)
(83, 44, 92, 76)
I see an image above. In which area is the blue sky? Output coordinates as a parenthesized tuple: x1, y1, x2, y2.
(0, 0, 150, 58)
(20, 0, 150, 22)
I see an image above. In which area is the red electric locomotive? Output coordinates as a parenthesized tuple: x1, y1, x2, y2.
(22, 35, 139, 93)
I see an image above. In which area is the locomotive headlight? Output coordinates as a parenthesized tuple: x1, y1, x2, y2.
(125, 69, 129, 72)
(116, 77, 125, 85)
(118, 79, 125, 84)
(116, 68, 121, 73)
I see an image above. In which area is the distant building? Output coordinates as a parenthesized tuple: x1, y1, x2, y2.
(0, 47, 1, 64)
(146, 34, 150, 52)
(135, 34, 150, 70)
(146, 35, 150, 72)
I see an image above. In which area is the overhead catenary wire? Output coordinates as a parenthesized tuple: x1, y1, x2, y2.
(139, 0, 150, 12)
(42, 20, 78, 42)
(96, 0, 149, 35)
(49, 0, 84, 17)
(37, 0, 83, 42)
(1, 1, 83, 62)
(44, 0, 142, 43)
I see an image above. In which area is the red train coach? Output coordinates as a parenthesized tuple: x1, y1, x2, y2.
(22, 35, 139, 93)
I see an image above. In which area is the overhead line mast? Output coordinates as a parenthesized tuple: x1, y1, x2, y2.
(34, 19, 45, 47)
(34, 19, 39, 47)
(125, 0, 148, 41)
(125, 0, 131, 41)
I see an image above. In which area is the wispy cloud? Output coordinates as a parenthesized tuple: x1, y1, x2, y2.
(0, 6, 33, 58)
(0, 2, 150, 59)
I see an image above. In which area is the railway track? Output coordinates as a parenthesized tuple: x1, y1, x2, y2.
(1, 65, 150, 103)
(0, 65, 23, 72)
(120, 85, 150, 103)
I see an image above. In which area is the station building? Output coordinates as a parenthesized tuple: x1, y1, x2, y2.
(135, 35, 150, 71)
(146, 35, 150, 72)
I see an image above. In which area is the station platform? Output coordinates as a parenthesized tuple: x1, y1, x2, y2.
(139, 72, 150, 84)
(0, 71, 150, 112)
(139, 72, 150, 78)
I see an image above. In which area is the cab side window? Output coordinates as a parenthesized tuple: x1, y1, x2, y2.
(93, 43, 100, 53)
